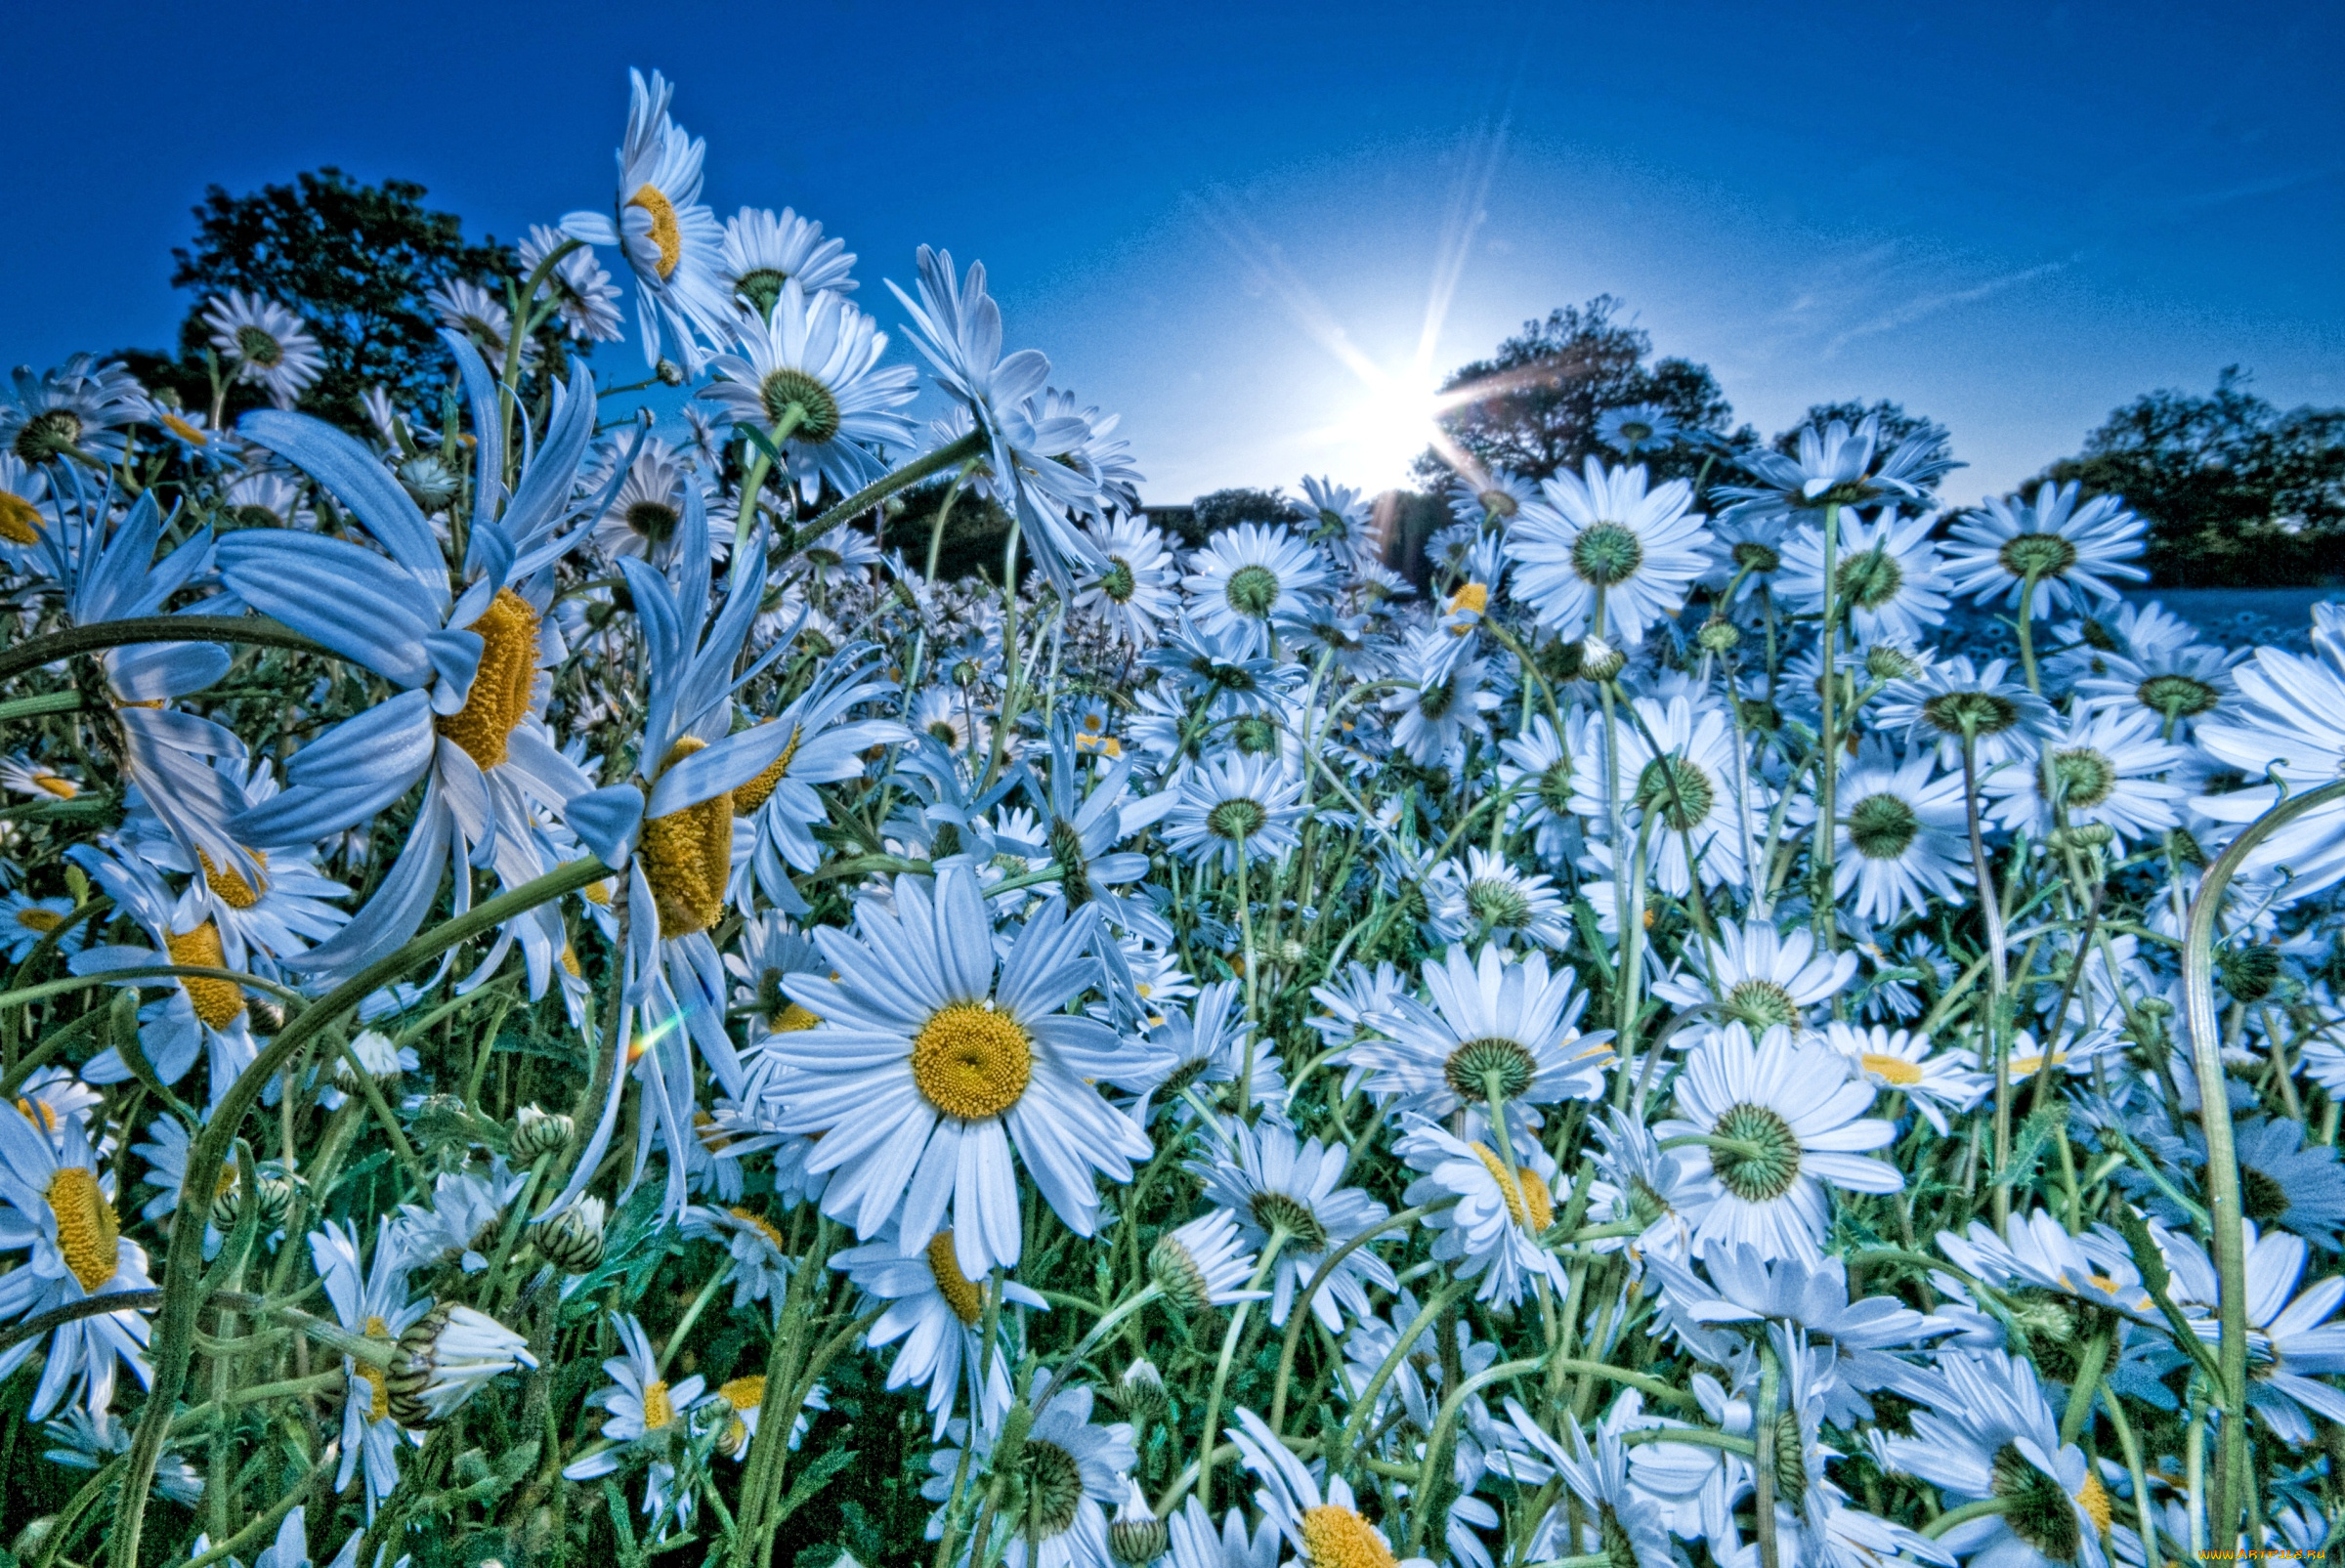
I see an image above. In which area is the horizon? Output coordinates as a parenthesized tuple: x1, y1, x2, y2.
(5, 0, 2339, 510)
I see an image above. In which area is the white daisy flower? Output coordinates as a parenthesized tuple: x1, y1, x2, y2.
(2155, 1221, 2345, 1444)
(0, 888, 82, 961)
(561, 1313, 704, 1486)
(1982, 703, 2187, 849)
(701, 279, 917, 501)
(223, 470, 316, 530)
(1505, 455, 1714, 647)
(589, 434, 725, 567)
(1822, 1023, 1988, 1136)
(1142, 980, 1284, 1123)
(1422, 849, 1574, 952)
(1586, 1109, 1700, 1266)
(1656, 919, 1858, 1035)
(0, 1109, 153, 1419)
(0, 355, 148, 467)
(767, 862, 1151, 1279)
(1496, 712, 1588, 865)
(920, 1384, 1135, 1568)
(1382, 628, 1499, 768)
(66, 848, 256, 1114)
(1397, 1115, 1566, 1306)
(1168, 1495, 1283, 1568)
(1076, 512, 1178, 648)
(1149, 1209, 1271, 1311)
(0, 451, 55, 554)
(681, 1205, 795, 1323)
(1570, 693, 1762, 896)
(1160, 754, 1306, 873)
(1298, 474, 1380, 573)
(1815, 742, 1973, 922)
(1716, 412, 1958, 528)
(201, 292, 324, 408)
(834, 1221, 1046, 1437)
(1943, 480, 2148, 619)
(1875, 655, 2057, 772)
(2192, 603, 2345, 903)
(520, 222, 625, 344)
(1228, 1407, 1435, 1568)
(1182, 522, 1335, 658)
(1776, 505, 1948, 647)
(1189, 1118, 1396, 1332)
(1655, 1023, 1901, 1261)
(717, 206, 858, 324)
(308, 1219, 426, 1516)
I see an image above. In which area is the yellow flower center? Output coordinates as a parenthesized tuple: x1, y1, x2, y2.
(1468, 1144, 1554, 1231)
(583, 879, 614, 906)
(197, 848, 269, 910)
(719, 1374, 764, 1412)
(17, 1096, 56, 1131)
(16, 908, 64, 934)
(166, 922, 247, 1028)
(433, 589, 541, 771)
(159, 411, 209, 446)
(626, 184, 685, 278)
(774, 1001, 821, 1032)
(44, 1166, 118, 1293)
(0, 491, 43, 545)
(360, 1315, 393, 1420)
(639, 737, 732, 937)
(1300, 1504, 1398, 1568)
(1446, 581, 1488, 633)
(729, 1207, 787, 1250)
(1859, 1052, 1924, 1086)
(30, 772, 74, 799)
(640, 1378, 674, 1431)
(911, 1002, 1031, 1121)
(731, 724, 801, 817)
(2010, 1051, 2066, 1078)
(925, 1229, 986, 1325)
(561, 944, 582, 978)
(2075, 1468, 2112, 1535)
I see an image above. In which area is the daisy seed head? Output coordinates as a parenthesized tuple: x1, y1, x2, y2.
(1707, 1101, 1803, 1201)
(433, 590, 541, 772)
(1299, 1504, 1398, 1568)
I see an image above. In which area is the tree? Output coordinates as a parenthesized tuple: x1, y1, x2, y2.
(1417, 295, 1739, 487)
(153, 168, 516, 428)
(1184, 487, 1302, 547)
(1771, 399, 1951, 492)
(2041, 367, 2345, 586)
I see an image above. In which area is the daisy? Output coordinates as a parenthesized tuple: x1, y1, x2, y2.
(1821, 1023, 1988, 1135)
(520, 222, 625, 344)
(1655, 1023, 1901, 1261)
(766, 863, 1150, 1279)
(1935, 1208, 2162, 1328)
(1570, 694, 1761, 896)
(1495, 1398, 1673, 1568)
(308, 1220, 426, 1516)
(561, 1313, 705, 1507)
(1586, 1109, 1701, 1266)
(1875, 655, 2056, 772)
(0, 889, 82, 961)
(589, 434, 723, 567)
(1182, 522, 1334, 658)
(1075, 512, 1178, 647)
(1982, 703, 2187, 849)
(40, 1406, 202, 1505)
(1228, 1408, 1434, 1568)
(1817, 742, 1972, 922)
(1397, 1115, 1567, 1306)
(717, 206, 858, 325)
(1943, 481, 2148, 619)
(201, 291, 325, 408)
(1496, 711, 1587, 865)
(67, 849, 256, 1113)
(1656, 919, 1858, 1034)
(833, 1219, 1048, 1438)
(0, 355, 148, 467)
(427, 279, 529, 367)
(220, 354, 602, 988)
(0, 452, 54, 553)
(2224, 1117, 2345, 1250)
(700, 278, 917, 500)
(1189, 1119, 1396, 1332)
(2193, 603, 2345, 903)
(2156, 1222, 2345, 1444)
(1716, 412, 1959, 527)
(920, 1384, 1135, 1568)
(0, 1109, 153, 1418)
(1422, 849, 1574, 952)
(1598, 402, 1683, 456)
(2071, 625, 2242, 736)
(561, 68, 735, 371)
(1382, 628, 1499, 767)
(1143, 980, 1284, 1122)
(1159, 754, 1306, 873)
(1775, 506, 1948, 647)
(394, 1161, 531, 1274)
(1504, 456, 1714, 646)
(1298, 474, 1380, 572)
(1045, 389, 1144, 517)
(681, 1205, 795, 1323)
(1447, 468, 1537, 530)
(1149, 1209, 1271, 1311)
(224, 470, 316, 530)
(1346, 944, 1605, 1145)
(793, 522, 884, 588)
(1876, 1351, 2112, 1568)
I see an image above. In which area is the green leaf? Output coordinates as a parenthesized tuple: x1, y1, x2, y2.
(773, 1448, 858, 1528)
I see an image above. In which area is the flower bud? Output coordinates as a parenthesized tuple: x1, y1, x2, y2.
(655, 358, 686, 387)
(1108, 1479, 1168, 1566)
(1863, 645, 1919, 682)
(512, 1104, 575, 1162)
(396, 455, 459, 510)
(1579, 637, 1625, 682)
(1112, 1357, 1169, 1420)
(1695, 617, 1739, 653)
(535, 1196, 607, 1275)
(387, 1303, 538, 1428)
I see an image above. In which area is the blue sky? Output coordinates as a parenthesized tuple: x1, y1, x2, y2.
(7, 0, 2340, 503)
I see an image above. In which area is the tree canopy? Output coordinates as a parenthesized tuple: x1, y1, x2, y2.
(1419, 295, 1742, 487)
(2042, 367, 2345, 586)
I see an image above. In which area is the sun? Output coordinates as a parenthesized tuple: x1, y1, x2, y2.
(1351, 374, 1444, 455)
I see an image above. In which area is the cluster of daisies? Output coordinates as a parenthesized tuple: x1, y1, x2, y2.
(0, 64, 2341, 1568)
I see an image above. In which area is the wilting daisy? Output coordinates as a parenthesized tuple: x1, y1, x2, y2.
(680, 1204, 793, 1321)
(1943, 481, 2148, 619)
(1420, 849, 1570, 952)
(767, 863, 1150, 1278)
(1657, 919, 1857, 1035)
(562, 68, 734, 370)
(1398, 1116, 1565, 1306)
(1183, 522, 1335, 658)
(701, 278, 917, 500)
(834, 1222, 1046, 1436)
(1877, 1351, 2112, 1568)
(920, 1384, 1135, 1568)
(717, 206, 858, 324)
(1935, 1208, 2161, 1327)
(1656, 1023, 1901, 1261)
(1160, 754, 1306, 873)
(202, 292, 324, 409)
(1776, 506, 1947, 648)
(1505, 456, 1713, 646)
(1571, 693, 1759, 896)
(520, 222, 625, 344)
(1190, 1119, 1395, 1332)
(589, 434, 722, 566)
(1229, 1408, 1434, 1568)
(1821, 1023, 1988, 1135)
(309, 1219, 426, 1516)
(1876, 655, 2056, 772)
(0, 1109, 152, 1418)
(1815, 742, 1972, 922)
(1982, 702, 2186, 849)
(1076, 512, 1179, 647)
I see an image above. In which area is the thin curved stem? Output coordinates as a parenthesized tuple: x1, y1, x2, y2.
(0, 615, 326, 687)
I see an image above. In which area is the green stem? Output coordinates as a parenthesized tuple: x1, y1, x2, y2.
(0, 615, 326, 687)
